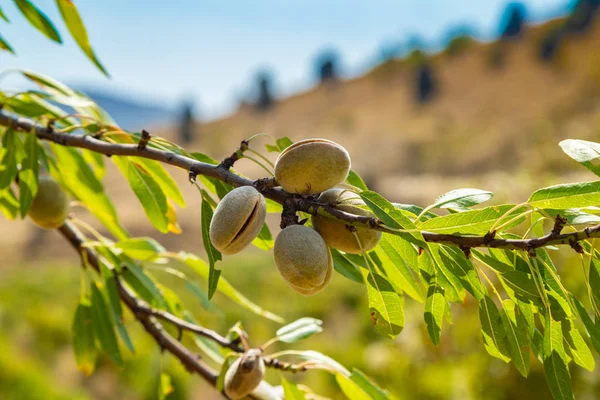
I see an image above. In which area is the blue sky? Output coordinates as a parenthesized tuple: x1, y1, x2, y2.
(0, 0, 568, 119)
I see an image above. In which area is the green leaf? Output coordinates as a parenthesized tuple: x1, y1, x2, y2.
(428, 188, 493, 210)
(133, 159, 185, 207)
(430, 244, 485, 300)
(158, 373, 173, 400)
(114, 255, 169, 310)
(0, 6, 9, 22)
(362, 268, 404, 338)
(0, 129, 18, 191)
(252, 223, 274, 251)
(72, 303, 97, 375)
(501, 270, 543, 305)
(571, 296, 600, 355)
(127, 161, 169, 232)
(115, 237, 166, 261)
(472, 249, 515, 273)
(418, 204, 527, 235)
(424, 282, 445, 346)
(14, 0, 62, 42)
(281, 378, 307, 400)
(100, 266, 135, 353)
(90, 283, 122, 365)
(562, 319, 595, 371)
(559, 139, 600, 177)
(543, 318, 574, 400)
(346, 170, 368, 191)
(348, 369, 392, 400)
(528, 181, 600, 209)
(336, 373, 371, 400)
(265, 144, 280, 153)
(330, 248, 364, 284)
(479, 296, 511, 362)
(18, 134, 39, 217)
(56, 0, 108, 76)
(0, 34, 15, 54)
(276, 136, 294, 151)
(501, 299, 530, 377)
(49, 145, 128, 239)
(201, 197, 222, 299)
(280, 350, 350, 375)
(377, 235, 424, 302)
(0, 188, 20, 220)
(276, 318, 323, 343)
(178, 252, 283, 323)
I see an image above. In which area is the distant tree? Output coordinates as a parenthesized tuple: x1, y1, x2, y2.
(443, 26, 477, 57)
(538, 26, 564, 62)
(254, 71, 274, 111)
(499, 2, 527, 40)
(565, 0, 600, 33)
(177, 100, 195, 144)
(314, 50, 340, 84)
(415, 62, 437, 103)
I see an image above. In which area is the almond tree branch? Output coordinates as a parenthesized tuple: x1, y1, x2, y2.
(57, 220, 221, 386)
(5, 111, 600, 254)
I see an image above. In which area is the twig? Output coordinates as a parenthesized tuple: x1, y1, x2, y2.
(138, 129, 151, 149)
(6, 112, 600, 254)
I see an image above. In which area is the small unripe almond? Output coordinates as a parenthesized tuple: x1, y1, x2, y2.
(27, 176, 69, 229)
(274, 138, 351, 195)
(312, 188, 381, 254)
(274, 225, 333, 295)
(224, 349, 265, 400)
(209, 186, 267, 255)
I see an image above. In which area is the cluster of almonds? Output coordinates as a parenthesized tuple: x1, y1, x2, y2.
(210, 138, 381, 296)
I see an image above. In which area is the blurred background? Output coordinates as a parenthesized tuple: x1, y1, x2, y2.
(2, 0, 600, 398)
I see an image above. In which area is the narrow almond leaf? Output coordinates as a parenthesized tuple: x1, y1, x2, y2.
(56, 0, 108, 76)
(543, 318, 574, 400)
(377, 236, 424, 302)
(559, 139, 600, 177)
(429, 188, 493, 210)
(14, 0, 62, 42)
(571, 295, 600, 354)
(134, 159, 185, 207)
(72, 303, 96, 375)
(418, 204, 527, 235)
(0, 6, 9, 22)
(50, 145, 128, 239)
(100, 265, 135, 353)
(276, 318, 323, 343)
(281, 378, 308, 400)
(479, 296, 511, 362)
(251, 223, 274, 251)
(330, 248, 364, 284)
(177, 252, 283, 323)
(122, 159, 169, 233)
(424, 282, 445, 346)
(18, 134, 39, 217)
(90, 283, 122, 365)
(346, 170, 368, 191)
(529, 181, 600, 209)
(276, 136, 294, 151)
(0, 129, 18, 191)
(431, 244, 485, 300)
(362, 268, 404, 338)
(562, 319, 595, 371)
(336, 373, 371, 400)
(349, 369, 393, 400)
(201, 197, 222, 299)
(115, 237, 166, 261)
(501, 299, 530, 377)
(158, 373, 174, 400)
(0, 188, 20, 220)
(0, 34, 15, 54)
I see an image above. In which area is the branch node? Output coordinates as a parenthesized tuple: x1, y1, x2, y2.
(253, 177, 277, 192)
(189, 169, 198, 184)
(138, 129, 151, 150)
(459, 245, 471, 259)
(552, 214, 568, 236)
(280, 198, 300, 229)
(483, 230, 496, 244)
(527, 244, 537, 258)
(570, 239, 584, 254)
(219, 140, 249, 170)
